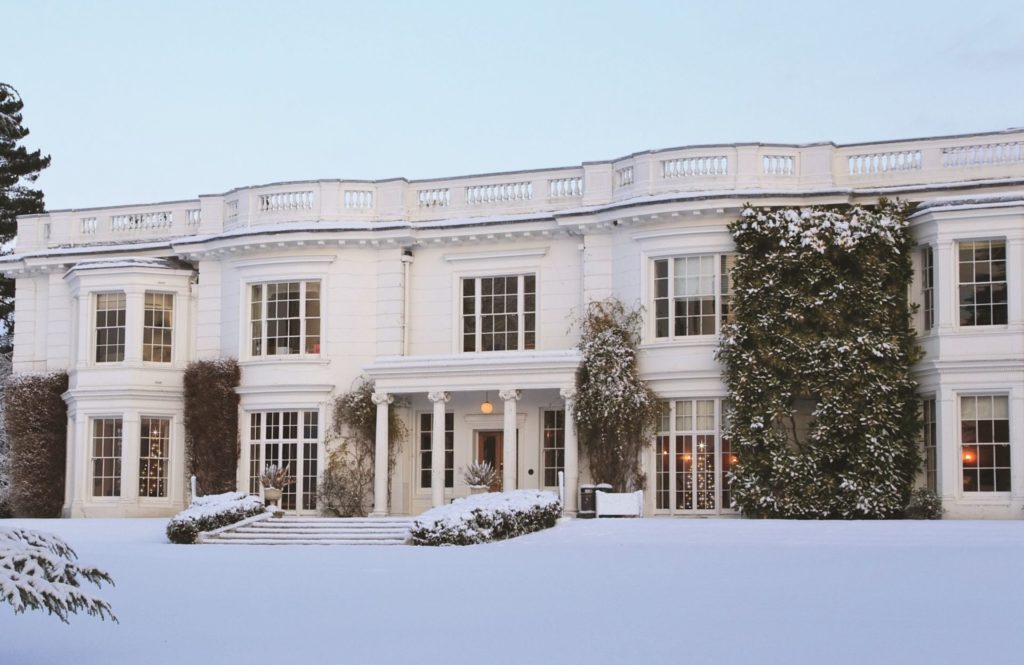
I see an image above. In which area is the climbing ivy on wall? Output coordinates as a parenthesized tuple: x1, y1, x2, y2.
(574, 299, 660, 491)
(183, 358, 240, 496)
(717, 200, 922, 518)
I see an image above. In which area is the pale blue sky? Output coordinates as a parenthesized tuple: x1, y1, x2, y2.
(5, 0, 1023, 210)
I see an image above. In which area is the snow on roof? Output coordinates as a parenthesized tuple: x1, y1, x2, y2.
(914, 190, 1024, 213)
(63, 257, 189, 274)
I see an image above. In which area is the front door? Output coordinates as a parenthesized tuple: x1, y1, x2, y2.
(476, 431, 504, 492)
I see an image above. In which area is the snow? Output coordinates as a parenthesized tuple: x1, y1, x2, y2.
(413, 489, 558, 529)
(1, 517, 1022, 664)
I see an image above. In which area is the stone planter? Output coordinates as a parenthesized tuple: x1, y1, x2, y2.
(263, 487, 283, 505)
(468, 485, 489, 495)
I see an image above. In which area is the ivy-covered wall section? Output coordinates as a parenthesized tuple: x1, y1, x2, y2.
(718, 201, 921, 519)
(183, 358, 240, 496)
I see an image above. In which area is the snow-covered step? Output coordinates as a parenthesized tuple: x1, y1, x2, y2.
(199, 515, 415, 546)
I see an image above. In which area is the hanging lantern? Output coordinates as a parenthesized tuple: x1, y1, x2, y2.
(480, 392, 494, 414)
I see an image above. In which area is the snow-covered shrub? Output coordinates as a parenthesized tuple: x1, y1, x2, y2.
(573, 299, 660, 491)
(5, 371, 68, 517)
(904, 488, 944, 519)
(183, 358, 240, 496)
(1, 527, 116, 623)
(717, 201, 922, 519)
(410, 490, 561, 546)
(462, 461, 496, 487)
(166, 492, 266, 544)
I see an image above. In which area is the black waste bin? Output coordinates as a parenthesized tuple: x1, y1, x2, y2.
(578, 484, 596, 518)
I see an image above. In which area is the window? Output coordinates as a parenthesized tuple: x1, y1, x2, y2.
(248, 411, 320, 511)
(653, 255, 734, 338)
(143, 292, 174, 362)
(922, 398, 937, 491)
(655, 399, 733, 512)
(542, 409, 565, 487)
(921, 247, 934, 331)
(958, 240, 1007, 326)
(419, 412, 454, 489)
(95, 293, 126, 363)
(139, 417, 170, 498)
(92, 418, 122, 497)
(961, 395, 1010, 492)
(462, 274, 536, 352)
(250, 281, 321, 356)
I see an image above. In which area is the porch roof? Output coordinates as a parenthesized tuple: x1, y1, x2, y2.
(364, 350, 581, 394)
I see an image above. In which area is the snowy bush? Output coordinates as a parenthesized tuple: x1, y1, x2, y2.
(573, 299, 660, 491)
(410, 490, 561, 546)
(904, 488, 944, 519)
(717, 201, 922, 519)
(183, 358, 240, 496)
(462, 461, 496, 487)
(166, 492, 267, 544)
(5, 371, 68, 517)
(1, 527, 116, 623)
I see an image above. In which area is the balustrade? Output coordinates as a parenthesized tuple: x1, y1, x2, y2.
(344, 190, 374, 209)
(418, 188, 450, 208)
(111, 211, 173, 232)
(848, 150, 922, 176)
(80, 217, 97, 235)
(763, 155, 795, 176)
(548, 176, 583, 199)
(942, 142, 1023, 168)
(466, 181, 533, 205)
(186, 209, 201, 227)
(616, 165, 634, 187)
(259, 190, 315, 212)
(662, 155, 728, 178)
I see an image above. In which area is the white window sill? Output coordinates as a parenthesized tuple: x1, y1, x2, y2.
(240, 356, 328, 367)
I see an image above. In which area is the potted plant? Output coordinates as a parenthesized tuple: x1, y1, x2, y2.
(260, 463, 295, 515)
(463, 461, 496, 495)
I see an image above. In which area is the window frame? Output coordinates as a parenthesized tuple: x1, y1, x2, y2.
(94, 291, 127, 364)
(654, 398, 735, 515)
(247, 280, 322, 358)
(921, 397, 937, 492)
(921, 246, 934, 332)
(138, 416, 171, 498)
(650, 253, 734, 341)
(247, 410, 321, 512)
(958, 394, 1011, 495)
(418, 411, 454, 491)
(90, 416, 123, 498)
(541, 409, 565, 488)
(459, 273, 537, 353)
(142, 291, 175, 364)
(956, 238, 1008, 329)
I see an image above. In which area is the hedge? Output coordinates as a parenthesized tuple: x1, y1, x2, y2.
(166, 492, 266, 544)
(5, 371, 68, 517)
(410, 490, 561, 546)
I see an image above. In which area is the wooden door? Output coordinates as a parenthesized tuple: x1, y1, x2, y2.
(476, 431, 504, 492)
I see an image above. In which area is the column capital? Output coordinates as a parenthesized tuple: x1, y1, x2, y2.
(559, 387, 577, 401)
(499, 388, 522, 402)
(427, 390, 451, 403)
(371, 391, 393, 406)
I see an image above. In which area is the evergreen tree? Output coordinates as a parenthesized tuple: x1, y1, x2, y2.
(0, 84, 51, 349)
(717, 201, 922, 519)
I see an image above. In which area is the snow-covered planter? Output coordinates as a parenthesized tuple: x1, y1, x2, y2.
(1, 527, 116, 623)
(166, 492, 267, 544)
(410, 490, 561, 546)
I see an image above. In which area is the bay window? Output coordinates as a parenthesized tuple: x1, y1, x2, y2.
(91, 417, 123, 497)
(95, 293, 126, 363)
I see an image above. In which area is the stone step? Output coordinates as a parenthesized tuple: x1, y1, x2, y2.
(230, 529, 409, 538)
(204, 538, 408, 546)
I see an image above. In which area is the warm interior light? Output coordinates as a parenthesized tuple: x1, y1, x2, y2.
(963, 450, 976, 463)
(480, 392, 493, 414)
(730, 455, 738, 465)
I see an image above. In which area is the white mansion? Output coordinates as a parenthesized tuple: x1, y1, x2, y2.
(3, 129, 1023, 520)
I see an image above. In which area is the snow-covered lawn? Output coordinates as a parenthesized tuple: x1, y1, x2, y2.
(2, 517, 1022, 664)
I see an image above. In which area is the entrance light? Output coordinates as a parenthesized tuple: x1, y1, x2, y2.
(480, 392, 494, 414)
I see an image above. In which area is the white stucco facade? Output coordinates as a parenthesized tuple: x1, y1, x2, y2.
(3, 130, 1023, 519)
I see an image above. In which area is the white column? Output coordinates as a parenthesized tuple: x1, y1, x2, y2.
(499, 389, 521, 491)
(371, 391, 393, 516)
(560, 387, 579, 513)
(428, 390, 450, 508)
